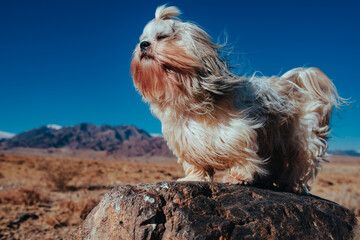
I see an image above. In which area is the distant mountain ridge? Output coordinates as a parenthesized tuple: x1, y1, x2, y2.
(0, 123, 173, 157)
(327, 149, 360, 157)
(0, 131, 15, 140)
(1, 124, 358, 158)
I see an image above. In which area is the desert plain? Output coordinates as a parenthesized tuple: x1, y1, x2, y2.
(0, 153, 359, 239)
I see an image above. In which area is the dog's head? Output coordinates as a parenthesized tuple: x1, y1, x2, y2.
(131, 5, 232, 106)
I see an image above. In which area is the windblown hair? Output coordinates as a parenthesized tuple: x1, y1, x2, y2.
(155, 5, 181, 20)
(131, 5, 344, 193)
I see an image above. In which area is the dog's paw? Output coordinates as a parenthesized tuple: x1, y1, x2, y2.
(222, 169, 254, 185)
(177, 175, 206, 182)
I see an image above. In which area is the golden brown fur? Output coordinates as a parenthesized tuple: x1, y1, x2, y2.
(131, 5, 344, 193)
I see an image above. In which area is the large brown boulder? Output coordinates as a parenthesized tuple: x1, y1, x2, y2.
(73, 182, 357, 240)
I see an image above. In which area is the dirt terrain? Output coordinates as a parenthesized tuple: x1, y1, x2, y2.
(0, 153, 359, 239)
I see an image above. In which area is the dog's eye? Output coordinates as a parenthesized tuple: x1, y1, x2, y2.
(157, 35, 168, 41)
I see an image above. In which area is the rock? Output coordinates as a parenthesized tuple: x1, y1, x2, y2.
(73, 182, 357, 240)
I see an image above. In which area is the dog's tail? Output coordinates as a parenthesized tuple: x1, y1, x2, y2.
(281, 67, 344, 109)
(280, 67, 346, 193)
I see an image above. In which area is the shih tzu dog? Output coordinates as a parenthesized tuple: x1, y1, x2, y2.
(131, 5, 343, 193)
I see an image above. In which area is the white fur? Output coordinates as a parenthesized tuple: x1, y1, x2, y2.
(131, 5, 344, 193)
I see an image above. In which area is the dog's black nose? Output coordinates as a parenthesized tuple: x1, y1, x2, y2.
(140, 41, 151, 52)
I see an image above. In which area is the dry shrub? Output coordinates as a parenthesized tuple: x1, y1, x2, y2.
(44, 210, 73, 228)
(45, 198, 83, 228)
(80, 198, 99, 220)
(0, 188, 50, 205)
(335, 188, 360, 216)
(52, 196, 100, 227)
(46, 161, 80, 191)
(59, 197, 99, 216)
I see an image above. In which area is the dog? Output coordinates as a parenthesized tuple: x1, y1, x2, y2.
(131, 5, 343, 193)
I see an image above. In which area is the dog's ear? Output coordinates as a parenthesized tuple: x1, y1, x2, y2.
(155, 5, 181, 20)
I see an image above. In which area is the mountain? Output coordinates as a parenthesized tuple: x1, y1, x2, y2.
(0, 131, 15, 140)
(0, 123, 174, 157)
(46, 124, 62, 130)
(0, 131, 15, 145)
(327, 149, 360, 157)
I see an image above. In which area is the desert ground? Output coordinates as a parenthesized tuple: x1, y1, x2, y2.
(0, 153, 359, 239)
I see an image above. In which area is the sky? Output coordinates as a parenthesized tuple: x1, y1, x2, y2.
(0, 0, 359, 150)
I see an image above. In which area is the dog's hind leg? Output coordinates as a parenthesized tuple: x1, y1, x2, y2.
(177, 160, 214, 182)
(222, 165, 257, 185)
(222, 151, 267, 185)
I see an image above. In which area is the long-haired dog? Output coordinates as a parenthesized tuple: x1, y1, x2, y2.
(131, 5, 343, 193)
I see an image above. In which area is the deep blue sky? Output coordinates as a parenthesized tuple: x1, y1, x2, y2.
(1, 0, 359, 150)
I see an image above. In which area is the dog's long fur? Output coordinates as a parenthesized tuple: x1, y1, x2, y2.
(131, 5, 343, 193)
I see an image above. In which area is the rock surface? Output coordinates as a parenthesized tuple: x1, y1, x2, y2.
(73, 182, 357, 240)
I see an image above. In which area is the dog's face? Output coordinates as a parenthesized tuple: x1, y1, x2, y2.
(131, 6, 223, 104)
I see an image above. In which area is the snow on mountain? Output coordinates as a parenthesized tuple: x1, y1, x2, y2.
(46, 124, 62, 130)
(150, 133, 163, 137)
(0, 131, 15, 139)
